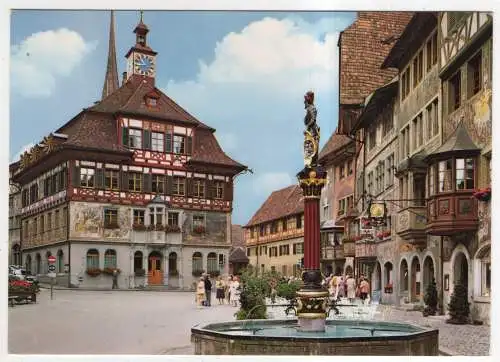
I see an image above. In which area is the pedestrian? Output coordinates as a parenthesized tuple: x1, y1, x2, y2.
(230, 276, 240, 307)
(196, 277, 206, 308)
(346, 273, 356, 303)
(359, 277, 370, 304)
(225, 275, 232, 304)
(216, 276, 225, 304)
(338, 276, 345, 298)
(112, 269, 119, 289)
(204, 274, 212, 307)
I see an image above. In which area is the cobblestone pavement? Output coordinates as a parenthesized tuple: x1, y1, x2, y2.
(9, 289, 237, 354)
(9, 289, 490, 355)
(372, 305, 490, 356)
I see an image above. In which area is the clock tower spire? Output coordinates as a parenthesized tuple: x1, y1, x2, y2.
(125, 11, 157, 83)
(101, 10, 119, 99)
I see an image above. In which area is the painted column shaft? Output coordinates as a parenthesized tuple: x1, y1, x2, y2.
(304, 197, 320, 270)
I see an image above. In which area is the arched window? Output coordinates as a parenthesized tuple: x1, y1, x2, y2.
(207, 252, 217, 273)
(169, 252, 178, 273)
(134, 251, 143, 272)
(57, 250, 64, 273)
(192, 252, 202, 273)
(400, 259, 409, 292)
(104, 249, 117, 269)
(86, 249, 99, 270)
(35, 253, 41, 274)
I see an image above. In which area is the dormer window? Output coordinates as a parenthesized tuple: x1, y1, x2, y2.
(146, 97, 157, 107)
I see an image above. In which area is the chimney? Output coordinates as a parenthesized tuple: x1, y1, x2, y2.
(122, 72, 127, 85)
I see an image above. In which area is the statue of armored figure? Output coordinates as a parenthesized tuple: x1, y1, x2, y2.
(303, 91, 320, 168)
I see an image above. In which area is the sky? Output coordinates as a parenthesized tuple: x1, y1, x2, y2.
(9, 10, 357, 225)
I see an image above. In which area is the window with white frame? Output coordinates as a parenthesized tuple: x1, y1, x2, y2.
(149, 207, 164, 225)
(194, 179, 205, 198)
(215, 181, 224, 199)
(173, 177, 185, 196)
(80, 168, 95, 188)
(151, 132, 164, 152)
(173, 135, 185, 154)
(128, 129, 142, 149)
(133, 209, 145, 225)
(167, 212, 179, 226)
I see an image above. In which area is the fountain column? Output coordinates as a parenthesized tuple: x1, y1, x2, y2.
(296, 91, 329, 332)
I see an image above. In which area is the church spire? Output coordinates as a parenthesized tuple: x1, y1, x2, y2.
(102, 10, 119, 99)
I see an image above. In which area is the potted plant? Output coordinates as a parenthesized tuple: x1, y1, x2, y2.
(382, 230, 391, 238)
(86, 268, 101, 277)
(165, 224, 181, 233)
(446, 283, 470, 324)
(134, 268, 146, 277)
(102, 267, 121, 275)
(154, 224, 165, 231)
(423, 278, 438, 317)
(193, 225, 206, 234)
(473, 186, 491, 202)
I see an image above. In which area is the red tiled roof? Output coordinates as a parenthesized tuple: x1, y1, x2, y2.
(245, 184, 303, 227)
(339, 12, 413, 105)
(231, 225, 245, 247)
(318, 127, 353, 162)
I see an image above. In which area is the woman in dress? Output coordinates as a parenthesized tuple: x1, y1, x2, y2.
(346, 274, 356, 303)
(230, 276, 240, 307)
(215, 276, 225, 304)
(196, 277, 206, 308)
(225, 275, 233, 304)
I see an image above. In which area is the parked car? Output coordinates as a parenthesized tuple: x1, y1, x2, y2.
(9, 267, 26, 280)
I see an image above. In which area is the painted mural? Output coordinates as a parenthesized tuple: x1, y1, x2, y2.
(477, 202, 491, 244)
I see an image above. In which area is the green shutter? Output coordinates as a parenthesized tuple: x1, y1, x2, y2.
(165, 133, 172, 153)
(122, 127, 129, 147)
(166, 176, 173, 195)
(143, 129, 151, 150)
(95, 169, 104, 189)
(187, 178, 193, 197)
(121, 171, 129, 191)
(143, 173, 152, 193)
(72, 165, 80, 187)
(186, 136, 193, 155)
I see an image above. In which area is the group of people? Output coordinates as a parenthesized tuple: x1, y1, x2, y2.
(196, 274, 241, 308)
(323, 273, 371, 304)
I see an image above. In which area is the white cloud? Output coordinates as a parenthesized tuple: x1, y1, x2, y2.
(11, 142, 34, 162)
(11, 28, 97, 98)
(253, 172, 294, 196)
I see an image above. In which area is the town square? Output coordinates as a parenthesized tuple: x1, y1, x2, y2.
(7, 8, 492, 356)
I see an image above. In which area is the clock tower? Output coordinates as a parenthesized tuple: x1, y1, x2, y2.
(125, 11, 157, 82)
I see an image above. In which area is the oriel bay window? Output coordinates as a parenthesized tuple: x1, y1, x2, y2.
(105, 170, 119, 190)
(149, 207, 164, 226)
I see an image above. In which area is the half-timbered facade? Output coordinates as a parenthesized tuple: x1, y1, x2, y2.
(12, 13, 246, 290)
(244, 185, 304, 277)
(431, 11, 492, 323)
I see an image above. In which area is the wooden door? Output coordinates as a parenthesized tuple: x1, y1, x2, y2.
(148, 256, 163, 285)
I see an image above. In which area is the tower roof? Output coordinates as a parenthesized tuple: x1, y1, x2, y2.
(101, 10, 119, 99)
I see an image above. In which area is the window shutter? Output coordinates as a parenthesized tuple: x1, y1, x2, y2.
(43, 179, 48, 197)
(143, 173, 152, 193)
(165, 132, 172, 153)
(72, 165, 80, 187)
(95, 169, 104, 189)
(224, 180, 233, 201)
(166, 176, 173, 195)
(143, 129, 151, 150)
(186, 136, 193, 155)
(121, 171, 129, 191)
(187, 178, 193, 197)
(122, 127, 129, 147)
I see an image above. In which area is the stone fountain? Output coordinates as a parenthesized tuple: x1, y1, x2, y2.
(191, 91, 438, 355)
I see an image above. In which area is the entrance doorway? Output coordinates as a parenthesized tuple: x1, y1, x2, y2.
(411, 256, 421, 303)
(423, 256, 435, 292)
(148, 251, 163, 285)
(374, 262, 382, 291)
(453, 252, 468, 291)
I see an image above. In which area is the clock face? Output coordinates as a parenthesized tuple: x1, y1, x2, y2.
(134, 53, 155, 76)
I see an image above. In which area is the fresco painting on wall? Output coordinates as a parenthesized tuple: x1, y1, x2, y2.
(103, 208, 131, 239)
(73, 204, 102, 237)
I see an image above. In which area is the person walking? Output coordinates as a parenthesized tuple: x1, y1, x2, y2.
(359, 277, 370, 304)
(346, 274, 356, 303)
(216, 276, 225, 304)
(196, 277, 206, 308)
(225, 275, 232, 304)
(230, 276, 240, 307)
(338, 276, 345, 298)
(204, 274, 212, 307)
(112, 269, 119, 289)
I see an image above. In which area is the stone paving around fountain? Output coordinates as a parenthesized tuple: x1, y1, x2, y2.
(265, 297, 490, 356)
(8, 289, 489, 355)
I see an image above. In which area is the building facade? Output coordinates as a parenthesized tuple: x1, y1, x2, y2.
(244, 185, 304, 277)
(9, 162, 22, 266)
(11, 12, 246, 290)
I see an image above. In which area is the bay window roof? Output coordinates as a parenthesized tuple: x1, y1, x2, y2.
(426, 120, 480, 161)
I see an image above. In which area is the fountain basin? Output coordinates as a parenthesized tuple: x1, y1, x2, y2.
(191, 319, 438, 355)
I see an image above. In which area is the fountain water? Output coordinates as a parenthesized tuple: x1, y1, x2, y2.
(191, 91, 438, 355)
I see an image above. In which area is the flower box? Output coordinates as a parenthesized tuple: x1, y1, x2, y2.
(132, 223, 147, 231)
(353, 235, 363, 241)
(166, 224, 181, 233)
(104, 223, 119, 230)
(473, 187, 491, 202)
(86, 268, 102, 277)
(384, 283, 393, 293)
(102, 267, 121, 275)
